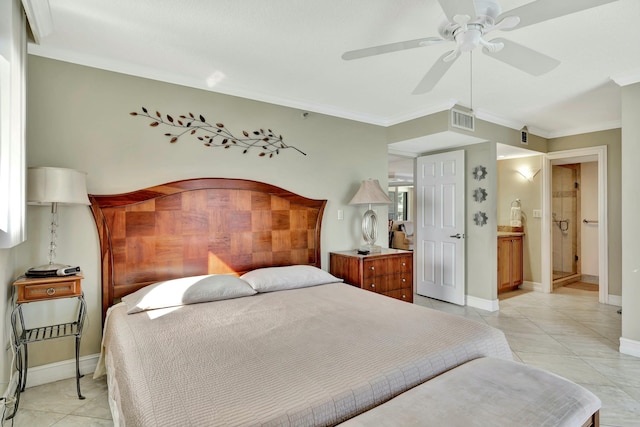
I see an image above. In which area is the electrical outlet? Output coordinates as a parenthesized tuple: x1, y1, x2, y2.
(533, 209, 542, 218)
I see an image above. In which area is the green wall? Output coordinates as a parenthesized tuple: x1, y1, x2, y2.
(621, 83, 640, 345)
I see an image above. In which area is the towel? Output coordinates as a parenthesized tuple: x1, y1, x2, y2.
(510, 206, 522, 227)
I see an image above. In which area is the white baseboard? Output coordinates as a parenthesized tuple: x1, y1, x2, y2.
(619, 338, 640, 358)
(520, 281, 543, 292)
(608, 294, 622, 307)
(24, 353, 100, 389)
(466, 295, 499, 312)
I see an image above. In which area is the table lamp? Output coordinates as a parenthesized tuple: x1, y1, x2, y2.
(349, 179, 392, 253)
(26, 167, 90, 276)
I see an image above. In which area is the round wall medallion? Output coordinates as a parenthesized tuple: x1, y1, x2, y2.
(473, 211, 488, 227)
(473, 187, 488, 203)
(472, 165, 488, 181)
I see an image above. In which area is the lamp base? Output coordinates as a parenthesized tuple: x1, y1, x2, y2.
(358, 244, 382, 254)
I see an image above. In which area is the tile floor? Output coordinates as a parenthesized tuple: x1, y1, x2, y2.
(5, 286, 639, 426)
(415, 286, 640, 427)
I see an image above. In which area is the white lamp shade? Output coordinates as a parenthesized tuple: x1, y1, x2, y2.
(348, 179, 392, 205)
(27, 167, 90, 205)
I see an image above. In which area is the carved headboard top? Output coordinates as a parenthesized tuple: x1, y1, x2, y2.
(89, 178, 327, 319)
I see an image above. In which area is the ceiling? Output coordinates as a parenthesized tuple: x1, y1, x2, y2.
(24, 0, 640, 153)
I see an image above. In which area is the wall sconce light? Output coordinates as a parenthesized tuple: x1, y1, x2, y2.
(517, 167, 540, 182)
(349, 179, 392, 253)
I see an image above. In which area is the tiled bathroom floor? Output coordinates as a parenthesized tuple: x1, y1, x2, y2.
(7, 286, 639, 426)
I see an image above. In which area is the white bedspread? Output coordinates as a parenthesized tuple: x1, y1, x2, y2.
(97, 283, 512, 426)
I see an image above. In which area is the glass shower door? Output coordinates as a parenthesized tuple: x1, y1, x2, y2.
(552, 165, 579, 281)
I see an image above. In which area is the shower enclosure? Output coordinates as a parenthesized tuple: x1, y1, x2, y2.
(552, 164, 581, 283)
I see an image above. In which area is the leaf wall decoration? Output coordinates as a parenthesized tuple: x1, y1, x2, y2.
(131, 107, 307, 158)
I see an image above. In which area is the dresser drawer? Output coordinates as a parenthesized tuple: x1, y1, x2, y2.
(383, 273, 412, 292)
(362, 275, 387, 293)
(382, 288, 413, 303)
(389, 255, 412, 274)
(14, 276, 83, 303)
(362, 258, 388, 280)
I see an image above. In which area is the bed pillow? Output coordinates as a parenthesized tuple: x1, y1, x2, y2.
(122, 274, 256, 314)
(241, 265, 342, 293)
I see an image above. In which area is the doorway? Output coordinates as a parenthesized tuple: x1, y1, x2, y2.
(543, 146, 608, 303)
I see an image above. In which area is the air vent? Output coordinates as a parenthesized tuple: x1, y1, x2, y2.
(451, 109, 475, 131)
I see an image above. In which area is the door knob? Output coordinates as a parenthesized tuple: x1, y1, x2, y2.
(449, 233, 462, 239)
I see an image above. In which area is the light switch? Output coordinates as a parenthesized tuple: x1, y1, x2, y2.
(337, 209, 343, 220)
(533, 209, 542, 218)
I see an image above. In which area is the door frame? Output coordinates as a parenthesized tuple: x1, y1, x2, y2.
(542, 146, 608, 303)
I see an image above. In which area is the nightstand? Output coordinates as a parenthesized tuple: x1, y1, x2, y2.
(10, 274, 87, 415)
(329, 249, 413, 303)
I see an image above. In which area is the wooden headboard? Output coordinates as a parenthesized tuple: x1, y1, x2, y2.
(89, 178, 327, 319)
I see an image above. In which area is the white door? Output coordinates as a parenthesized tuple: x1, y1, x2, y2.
(416, 150, 466, 305)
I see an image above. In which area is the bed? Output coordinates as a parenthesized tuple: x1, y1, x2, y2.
(90, 178, 512, 426)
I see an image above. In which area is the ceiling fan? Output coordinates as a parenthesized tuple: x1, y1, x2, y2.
(342, 0, 619, 95)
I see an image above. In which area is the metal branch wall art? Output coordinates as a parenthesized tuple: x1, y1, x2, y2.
(130, 107, 306, 158)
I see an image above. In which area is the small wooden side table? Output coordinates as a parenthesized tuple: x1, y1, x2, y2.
(10, 274, 86, 417)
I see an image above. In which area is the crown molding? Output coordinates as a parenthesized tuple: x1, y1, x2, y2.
(21, 0, 53, 43)
(611, 71, 640, 87)
(545, 120, 621, 139)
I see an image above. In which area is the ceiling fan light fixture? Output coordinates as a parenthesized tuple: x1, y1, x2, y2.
(457, 28, 481, 51)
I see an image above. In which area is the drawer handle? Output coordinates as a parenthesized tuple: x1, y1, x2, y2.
(370, 266, 375, 271)
(402, 294, 406, 299)
(46, 287, 56, 296)
(370, 283, 375, 289)
(402, 278, 406, 282)
(402, 262, 406, 266)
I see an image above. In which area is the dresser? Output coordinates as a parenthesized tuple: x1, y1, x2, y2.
(329, 249, 413, 303)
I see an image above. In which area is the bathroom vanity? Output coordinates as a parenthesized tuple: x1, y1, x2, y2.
(497, 231, 524, 294)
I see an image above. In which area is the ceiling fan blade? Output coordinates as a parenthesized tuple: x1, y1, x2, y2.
(483, 38, 560, 76)
(412, 50, 461, 95)
(437, 0, 477, 22)
(497, 0, 619, 31)
(342, 37, 444, 60)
